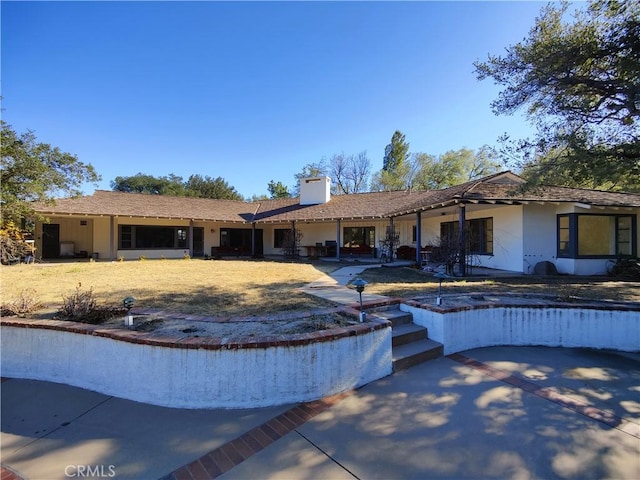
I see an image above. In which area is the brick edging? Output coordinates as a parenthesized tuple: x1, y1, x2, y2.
(448, 353, 640, 439)
(162, 391, 353, 480)
(1, 465, 25, 480)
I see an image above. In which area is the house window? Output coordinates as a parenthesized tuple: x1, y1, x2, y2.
(120, 225, 133, 249)
(177, 228, 187, 248)
(440, 218, 493, 255)
(343, 226, 375, 247)
(558, 215, 570, 255)
(118, 225, 189, 249)
(557, 214, 636, 258)
(618, 216, 632, 256)
(274, 229, 289, 248)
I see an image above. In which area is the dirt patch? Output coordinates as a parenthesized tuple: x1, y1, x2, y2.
(100, 311, 358, 340)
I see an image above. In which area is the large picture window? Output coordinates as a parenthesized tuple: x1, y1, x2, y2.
(343, 226, 375, 247)
(557, 214, 636, 258)
(440, 218, 493, 255)
(118, 225, 189, 249)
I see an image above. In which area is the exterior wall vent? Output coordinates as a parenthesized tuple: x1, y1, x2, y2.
(300, 176, 331, 205)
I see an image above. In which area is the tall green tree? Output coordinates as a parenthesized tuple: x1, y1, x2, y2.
(267, 180, 292, 199)
(372, 131, 411, 191)
(474, 0, 640, 191)
(0, 121, 100, 226)
(383, 130, 410, 173)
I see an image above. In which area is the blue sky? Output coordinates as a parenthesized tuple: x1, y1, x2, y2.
(2, 1, 549, 199)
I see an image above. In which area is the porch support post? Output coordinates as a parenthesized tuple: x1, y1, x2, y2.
(415, 211, 422, 265)
(336, 219, 341, 260)
(458, 204, 466, 276)
(389, 217, 395, 262)
(189, 220, 194, 257)
(110, 216, 115, 261)
(291, 221, 296, 258)
(251, 223, 256, 257)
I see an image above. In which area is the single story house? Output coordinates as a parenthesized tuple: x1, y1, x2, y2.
(31, 171, 640, 275)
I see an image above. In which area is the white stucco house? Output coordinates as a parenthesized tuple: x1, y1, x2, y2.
(31, 171, 640, 276)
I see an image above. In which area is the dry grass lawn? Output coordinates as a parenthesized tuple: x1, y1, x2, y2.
(1, 258, 339, 318)
(359, 266, 640, 303)
(2, 259, 639, 320)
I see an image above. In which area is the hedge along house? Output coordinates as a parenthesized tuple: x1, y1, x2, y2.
(31, 171, 640, 275)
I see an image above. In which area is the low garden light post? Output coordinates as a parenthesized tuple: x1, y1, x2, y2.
(352, 278, 368, 322)
(434, 272, 449, 306)
(123, 296, 135, 327)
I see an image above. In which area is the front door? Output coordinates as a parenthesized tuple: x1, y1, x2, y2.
(193, 227, 204, 257)
(42, 224, 60, 258)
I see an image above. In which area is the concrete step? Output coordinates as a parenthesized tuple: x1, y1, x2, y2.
(392, 323, 427, 347)
(373, 308, 414, 327)
(392, 339, 444, 372)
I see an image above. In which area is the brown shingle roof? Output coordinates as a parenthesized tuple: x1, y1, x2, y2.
(253, 190, 435, 223)
(33, 172, 640, 223)
(34, 190, 256, 223)
(393, 172, 640, 214)
(462, 183, 640, 207)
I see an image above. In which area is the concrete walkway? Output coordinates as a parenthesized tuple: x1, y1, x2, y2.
(300, 263, 399, 305)
(2, 347, 638, 479)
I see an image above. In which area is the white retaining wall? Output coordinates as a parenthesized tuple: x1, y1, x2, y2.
(1, 325, 392, 409)
(401, 304, 640, 355)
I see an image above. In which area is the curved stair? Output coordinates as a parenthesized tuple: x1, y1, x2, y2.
(374, 306, 443, 371)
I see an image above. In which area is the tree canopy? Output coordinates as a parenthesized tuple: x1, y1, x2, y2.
(474, 0, 640, 191)
(372, 131, 411, 191)
(383, 130, 410, 173)
(292, 161, 328, 196)
(184, 174, 243, 200)
(328, 151, 372, 194)
(110, 173, 186, 196)
(289, 152, 373, 196)
(267, 180, 292, 199)
(410, 147, 502, 190)
(0, 121, 100, 226)
(111, 173, 243, 200)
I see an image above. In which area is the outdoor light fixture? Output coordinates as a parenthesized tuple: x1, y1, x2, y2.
(352, 278, 368, 322)
(434, 272, 449, 306)
(123, 296, 135, 327)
